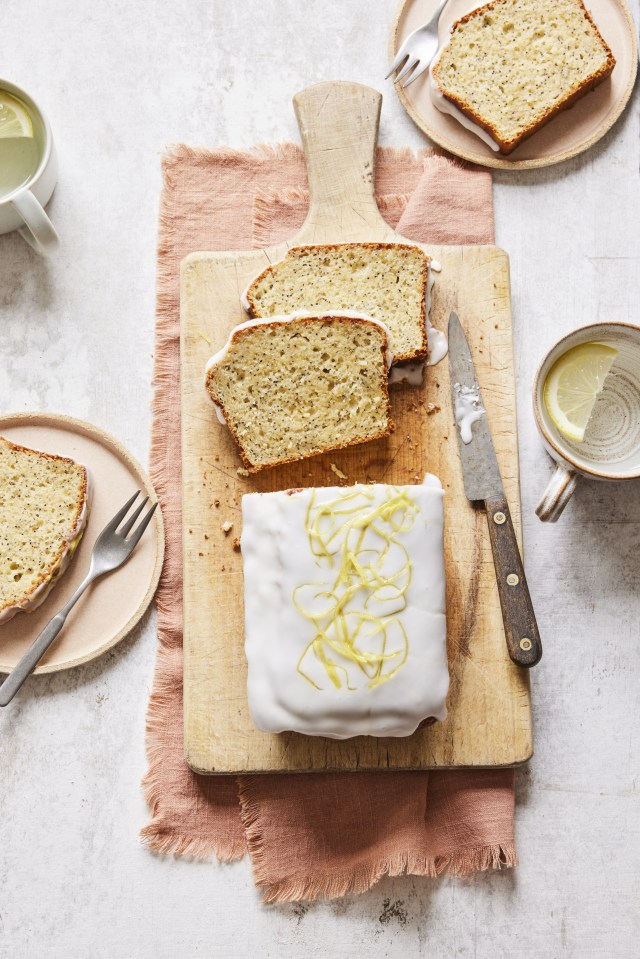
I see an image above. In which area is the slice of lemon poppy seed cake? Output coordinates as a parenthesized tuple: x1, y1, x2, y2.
(0, 437, 89, 624)
(243, 243, 430, 363)
(432, 0, 615, 155)
(204, 312, 394, 472)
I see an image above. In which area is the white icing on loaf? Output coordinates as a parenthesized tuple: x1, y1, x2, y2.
(241, 476, 449, 739)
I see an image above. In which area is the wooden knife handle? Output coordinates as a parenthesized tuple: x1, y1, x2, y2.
(484, 497, 542, 668)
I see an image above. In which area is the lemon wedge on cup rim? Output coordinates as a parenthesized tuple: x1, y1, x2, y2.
(543, 342, 618, 443)
(0, 91, 34, 139)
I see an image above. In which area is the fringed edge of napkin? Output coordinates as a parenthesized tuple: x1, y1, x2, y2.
(140, 644, 247, 862)
(139, 147, 260, 864)
(238, 778, 517, 903)
(161, 141, 308, 183)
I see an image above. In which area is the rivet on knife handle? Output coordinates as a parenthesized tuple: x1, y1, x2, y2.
(484, 497, 542, 668)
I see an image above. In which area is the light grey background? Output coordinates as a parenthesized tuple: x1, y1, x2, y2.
(1, 2, 639, 956)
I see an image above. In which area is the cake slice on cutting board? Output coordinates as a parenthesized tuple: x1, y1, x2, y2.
(0, 437, 90, 624)
(242, 242, 431, 363)
(204, 311, 394, 472)
(431, 0, 616, 155)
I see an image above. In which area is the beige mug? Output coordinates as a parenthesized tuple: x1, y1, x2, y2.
(0, 78, 59, 255)
(533, 321, 640, 522)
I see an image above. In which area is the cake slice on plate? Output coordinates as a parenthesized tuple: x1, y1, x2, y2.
(431, 0, 615, 155)
(0, 437, 90, 624)
(241, 477, 449, 739)
(243, 243, 431, 363)
(204, 311, 394, 472)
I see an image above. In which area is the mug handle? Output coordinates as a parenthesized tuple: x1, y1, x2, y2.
(536, 464, 579, 522)
(10, 187, 59, 255)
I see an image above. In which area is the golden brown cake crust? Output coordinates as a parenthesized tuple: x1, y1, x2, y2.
(0, 436, 88, 617)
(245, 243, 430, 364)
(205, 314, 395, 473)
(433, 0, 616, 155)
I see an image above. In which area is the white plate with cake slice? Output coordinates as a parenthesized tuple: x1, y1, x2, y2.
(0, 413, 164, 674)
(390, 0, 637, 169)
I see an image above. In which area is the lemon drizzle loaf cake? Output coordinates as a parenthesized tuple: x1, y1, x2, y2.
(242, 243, 430, 363)
(0, 437, 90, 624)
(431, 0, 616, 155)
(204, 312, 394, 472)
(241, 476, 449, 739)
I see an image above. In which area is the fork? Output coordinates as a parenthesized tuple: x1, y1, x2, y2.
(386, 0, 448, 88)
(0, 491, 158, 706)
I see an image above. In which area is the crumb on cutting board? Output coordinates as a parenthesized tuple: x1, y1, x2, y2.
(330, 463, 347, 480)
(221, 521, 233, 535)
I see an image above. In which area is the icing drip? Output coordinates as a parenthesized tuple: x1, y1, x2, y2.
(454, 383, 485, 443)
(427, 326, 449, 366)
(391, 264, 447, 385)
(425, 265, 448, 368)
(389, 362, 424, 386)
(428, 45, 501, 152)
(212, 402, 226, 425)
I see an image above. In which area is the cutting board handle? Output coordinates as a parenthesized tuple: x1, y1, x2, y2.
(293, 81, 389, 239)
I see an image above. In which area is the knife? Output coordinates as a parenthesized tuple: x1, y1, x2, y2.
(448, 311, 542, 668)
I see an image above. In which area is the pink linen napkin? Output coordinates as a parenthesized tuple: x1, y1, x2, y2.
(141, 144, 514, 902)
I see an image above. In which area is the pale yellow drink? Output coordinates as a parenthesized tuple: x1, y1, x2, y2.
(0, 89, 44, 198)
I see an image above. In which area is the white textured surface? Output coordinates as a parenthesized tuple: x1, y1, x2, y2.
(0, 1, 638, 955)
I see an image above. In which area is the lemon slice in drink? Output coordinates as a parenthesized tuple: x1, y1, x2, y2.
(0, 92, 34, 139)
(543, 342, 618, 443)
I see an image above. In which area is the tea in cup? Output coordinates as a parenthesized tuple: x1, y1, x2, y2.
(0, 79, 59, 255)
(534, 322, 640, 521)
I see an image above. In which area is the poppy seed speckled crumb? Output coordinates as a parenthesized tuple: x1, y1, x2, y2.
(0, 437, 89, 622)
(244, 243, 430, 363)
(433, 0, 615, 154)
(205, 313, 394, 472)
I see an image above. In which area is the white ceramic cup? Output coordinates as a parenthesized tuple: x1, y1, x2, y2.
(533, 321, 640, 522)
(0, 79, 59, 255)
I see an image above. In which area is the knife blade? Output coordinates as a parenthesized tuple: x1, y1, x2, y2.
(448, 312, 542, 668)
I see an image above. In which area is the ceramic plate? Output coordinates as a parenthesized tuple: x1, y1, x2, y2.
(390, 0, 638, 169)
(0, 413, 164, 673)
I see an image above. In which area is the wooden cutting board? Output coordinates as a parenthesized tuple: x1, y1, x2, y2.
(180, 81, 532, 775)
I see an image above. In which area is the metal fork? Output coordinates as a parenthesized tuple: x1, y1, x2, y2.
(386, 0, 448, 88)
(0, 491, 157, 706)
